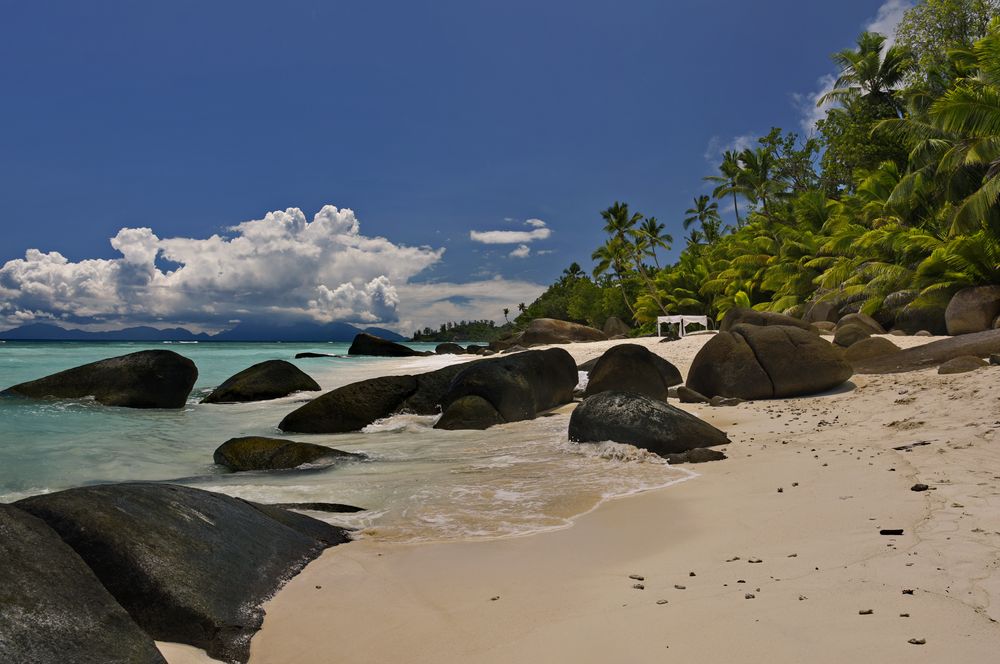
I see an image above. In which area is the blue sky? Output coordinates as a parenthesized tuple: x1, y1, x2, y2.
(0, 0, 911, 332)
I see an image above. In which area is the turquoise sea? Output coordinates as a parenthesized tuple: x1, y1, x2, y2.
(0, 341, 689, 541)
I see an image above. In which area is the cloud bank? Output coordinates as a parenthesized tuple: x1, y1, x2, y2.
(0, 205, 545, 332)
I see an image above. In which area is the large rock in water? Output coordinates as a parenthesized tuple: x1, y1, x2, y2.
(213, 436, 363, 471)
(0, 504, 166, 664)
(348, 333, 428, 357)
(202, 360, 320, 403)
(513, 318, 607, 346)
(278, 362, 472, 433)
(719, 307, 815, 333)
(945, 285, 1000, 336)
(1, 350, 196, 408)
(583, 344, 682, 401)
(853, 329, 1000, 374)
(435, 348, 577, 429)
(568, 391, 730, 456)
(16, 483, 349, 664)
(687, 324, 852, 399)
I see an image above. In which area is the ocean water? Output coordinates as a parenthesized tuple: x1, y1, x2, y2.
(0, 341, 691, 542)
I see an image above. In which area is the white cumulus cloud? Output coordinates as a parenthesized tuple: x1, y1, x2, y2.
(0, 205, 447, 331)
(509, 244, 531, 259)
(469, 218, 552, 244)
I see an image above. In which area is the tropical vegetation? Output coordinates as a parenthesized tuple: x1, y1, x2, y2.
(510, 1, 1000, 336)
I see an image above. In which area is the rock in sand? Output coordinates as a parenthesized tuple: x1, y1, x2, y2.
(583, 344, 682, 401)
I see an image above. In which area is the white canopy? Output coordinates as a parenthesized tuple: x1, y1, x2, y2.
(656, 315, 711, 338)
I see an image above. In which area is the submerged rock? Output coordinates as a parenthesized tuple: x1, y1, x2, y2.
(435, 342, 466, 355)
(665, 447, 727, 464)
(687, 324, 852, 399)
(434, 395, 505, 430)
(202, 360, 320, 404)
(213, 436, 362, 471)
(279, 374, 420, 434)
(1, 350, 197, 409)
(584, 344, 682, 401)
(568, 391, 730, 457)
(294, 352, 334, 359)
(348, 333, 428, 357)
(16, 483, 349, 664)
(0, 504, 166, 664)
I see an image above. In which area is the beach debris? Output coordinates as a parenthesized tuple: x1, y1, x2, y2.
(628, 574, 645, 581)
(907, 638, 926, 645)
(787, 553, 798, 558)
(902, 589, 914, 595)
(900, 613, 910, 617)
(748, 558, 763, 564)
(859, 609, 874, 615)
(689, 571, 696, 577)
(726, 556, 741, 562)
(490, 596, 500, 601)
(656, 599, 669, 605)
(792, 482, 799, 487)
(777, 487, 783, 493)
(315, 585, 322, 590)
(893, 441, 931, 452)
(798, 595, 807, 601)
(880, 529, 904, 536)
(632, 584, 645, 590)
(745, 593, 756, 599)
(910, 483, 930, 492)
(674, 584, 686, 590)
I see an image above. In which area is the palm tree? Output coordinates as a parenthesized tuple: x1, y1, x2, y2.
(704, 150, 746, 227)
(503, 307, 510, 323)
(683, 195, 724, 245)
(631, 217, 673, 268)
(517, 302, 526, 313)
(592, 237, 637, 316)
(819, 31, 914, 115)
(737, 147, 788, 218)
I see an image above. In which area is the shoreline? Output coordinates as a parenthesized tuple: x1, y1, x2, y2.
(157, 334, 1000, 663)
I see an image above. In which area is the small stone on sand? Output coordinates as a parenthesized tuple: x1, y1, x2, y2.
(908, 638, 926, 645)
(859, 609, 874, 615)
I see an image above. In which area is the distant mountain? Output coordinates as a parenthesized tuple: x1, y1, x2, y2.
(0, 323, 210, 342)
(0, 321, 407, 342)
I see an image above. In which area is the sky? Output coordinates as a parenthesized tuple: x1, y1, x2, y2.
(0, 0, 914, 333)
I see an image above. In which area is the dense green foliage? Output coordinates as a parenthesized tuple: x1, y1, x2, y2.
(412, 319, 513, 342)
(514, 3, 1000, 333)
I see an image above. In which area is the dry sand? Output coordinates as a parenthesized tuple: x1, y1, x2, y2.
(164, 334, 1000, 663)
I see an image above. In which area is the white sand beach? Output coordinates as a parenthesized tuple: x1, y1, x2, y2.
(160, 334, 1000, 663)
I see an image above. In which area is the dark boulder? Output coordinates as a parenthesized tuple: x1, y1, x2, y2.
(813, 321, 836, 333)
(844, 337, 901, 364)
(278, 362, 476, 434)
(568, 391, 730, 457)
(267, 502, 365, 513)
(583, 344, 682, 401)
(665, 447, 727, 464)
(1, 350, 196, 409)
(938, 356, 988, 375)
(513, 318, 607, 345)
(719, 308, 814, 333)
(894, 290, 952, 336)
(577, 357, 600, 373)
(709, 396, 744, 407)
(854, 329, 1000, 373)
(837, 312, 886, 335)
(945, 285, 1000, 336)
(0, 504, 166, 664)
(833, 324, 871, 348)
(435, 348, 577, 429)
(603, 316, 631, 337)
(213, 436, 362, 471)
(803, 301, 839, 324)
(687, 324, 852, 399)
(348, 333, 428, 357)
(202, 360, 320, 404)
(16, 483, 349, 664)
(294, 352, 334, 359)
(279, 374, 418, 433)
(435, 342, 466, 355)
(674, 385, 710, 403)
(465, 344, 488, 355)
(434, 395, 505, 430)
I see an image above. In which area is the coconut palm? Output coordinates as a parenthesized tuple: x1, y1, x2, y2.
(819, 31, 914, 115)
(704, 150, 747, 227)
(683, 195, 725, 245)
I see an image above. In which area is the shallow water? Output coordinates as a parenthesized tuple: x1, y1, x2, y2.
(0, 341, 690, 542)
